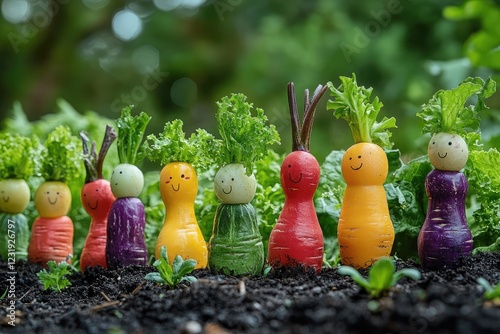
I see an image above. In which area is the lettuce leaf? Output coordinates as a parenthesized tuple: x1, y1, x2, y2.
(327, 74, 397, 148)
(146, 119, 220, 170)
(215, 93, 281, 174)
(0, 133, 41, 180)
(40, 126, 83, 182)
(116, 106, 151, 166)
(416, 77, 496, 142)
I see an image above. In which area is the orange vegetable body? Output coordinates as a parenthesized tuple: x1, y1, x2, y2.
(155, 162, 207, 268)
(337, 142, 394, 269)
(80, 179, 115, 271)
(28, 216, 74, 265)
(28, 181, 74, 266)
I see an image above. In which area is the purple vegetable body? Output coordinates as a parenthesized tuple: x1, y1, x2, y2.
(106, 197, 148, 267)
(418, 169, 473, 269)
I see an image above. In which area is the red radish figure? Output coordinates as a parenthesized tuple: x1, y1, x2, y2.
(79, 125, 117, 271)
(268, 82, 327, 272)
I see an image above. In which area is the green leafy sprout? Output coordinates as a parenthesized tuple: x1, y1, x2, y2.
(146, 119, 219, 170)
(40, 125, 82, 182)
(116, 106, 151, 166)
(145, 246, 197, 288)
(327, 74, 397, 148)
(477, 277, 500, 301)
(0, 133, 41, 180)
(36, 257, 77, 292)
(215, 93, 281, 175)
(338, 257, 421, 298)
(416, 77, 496, 144)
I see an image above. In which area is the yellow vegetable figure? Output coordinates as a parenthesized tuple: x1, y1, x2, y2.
(147, 120, 219, 268)
(327, 75, 396, 269)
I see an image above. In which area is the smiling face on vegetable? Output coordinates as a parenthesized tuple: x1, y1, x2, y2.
(342, 143, 388, 186)
(428, 132, 468, 172)
(110, 164, 144, 199)
(0, 179, 31, 214)
(34, 181, 71, 218)
(214, 164, 256, 204)
(280, 151, 320, 198)
(160, 162, 198, 205)
(81, 180, 116, 219)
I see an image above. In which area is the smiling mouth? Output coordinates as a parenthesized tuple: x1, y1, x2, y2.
(350, 163, 363, 171)
(288, 173, 303, 184)
(2, 196, 9, 203)
(88, 201, 98, 210)
(172, 183, 180, 192)
(48, 197, 58, 205)
(222, 186, 233, 195)
(438, 152, 448, 159)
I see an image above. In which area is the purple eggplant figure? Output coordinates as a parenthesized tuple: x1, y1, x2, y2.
(418, 134, 472, 269)
(106, 107, 151, 268)
(416, 77, 496, 269)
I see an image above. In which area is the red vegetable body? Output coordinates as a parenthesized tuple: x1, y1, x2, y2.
(268, 151, 324, 272)
(28, 216, 74, 266)
(80, 179, 116, 271)
(418, 169, 473, 269)
(106, 197, 148, 267)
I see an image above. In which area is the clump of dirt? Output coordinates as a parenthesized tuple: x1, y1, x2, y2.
(1, 252, 499, 333)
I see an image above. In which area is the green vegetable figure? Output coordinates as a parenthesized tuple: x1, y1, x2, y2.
(107, 107, 150, 268)
(0, 134, 40, 261)
(209, 93, 280, 275)
(416, 77, 496, 269)
(28, 126, 82, 266)
(147, 120, 218, 269)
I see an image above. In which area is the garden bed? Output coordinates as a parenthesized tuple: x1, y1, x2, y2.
(1, 252, 500, 334)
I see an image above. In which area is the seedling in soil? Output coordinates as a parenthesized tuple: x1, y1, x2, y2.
(338, 257, 421, 298)
(36, 256, 77, 292)
(477, 278, 500, 300)
(145, 246, 197, 288)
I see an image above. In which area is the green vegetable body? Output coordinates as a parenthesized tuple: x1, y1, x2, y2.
(209, 203, 264, 275)
(0, 213, 29, 261)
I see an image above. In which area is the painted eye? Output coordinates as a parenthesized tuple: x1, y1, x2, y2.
(169, 176, 172, 179)
(57, 192, 60, 195)
(119, 171, 123, 174)
(288, 164, 291, 168)
(181, 174, 185, 178)
(231, 178, 234, 181)
(95, 189, 98, 192)
(358, 155, 361, 159)
(448, 142, 452, 146)
(84, 193, 86, 197)
(349, 157, 352, 160)
(46, 191, 50, 194)
(432, 142, 435, 145)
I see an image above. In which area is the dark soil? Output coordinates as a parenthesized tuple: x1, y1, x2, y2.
(1, 252, 500, 334)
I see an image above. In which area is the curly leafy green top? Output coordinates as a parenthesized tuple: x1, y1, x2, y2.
(327, 74, 397, 148)
(146, 119, 219, 170)
(215, 93, 281, 174)
(417, 77, 496, 140)
(41, 126, 82, 182)
(116, 106, 151, 166)
(0, 133, 41, 180)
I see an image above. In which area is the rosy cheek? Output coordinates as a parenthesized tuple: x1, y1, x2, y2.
(165, 181, 170, 184)
(185, 177, 190, 180)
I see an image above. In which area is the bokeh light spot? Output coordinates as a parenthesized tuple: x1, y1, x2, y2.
(112, 9, 142, 41)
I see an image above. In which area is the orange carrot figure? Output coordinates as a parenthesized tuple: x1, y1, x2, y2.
(79, 125, 117, 271)
(147, 120, 218, 269)
(327, 74, 397, 269)
(28, 126, 82, 266)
